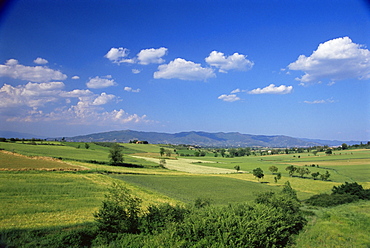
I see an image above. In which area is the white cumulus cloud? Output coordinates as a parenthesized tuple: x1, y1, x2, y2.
(0, 59, 67, 82)
(137, 47, 168, 65)
(154, 58, 215, 81)
(248, 84, 293, 94)
(33, 57, 48, 65)
(86, 75, 117, 89)
(288, 37, 370, 83)
(0, 82, 65, 108)
(124, 86, 141, 93)
(60, 89, 93, 98)
(92, 92, 116, 105)
(218, 94, 241, 102)
(104, 47, 135, 64)
(205, 51, 254, 73)
(0, 81, 153, 128)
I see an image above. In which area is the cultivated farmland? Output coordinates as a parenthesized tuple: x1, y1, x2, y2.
(0, 141, 369, 247)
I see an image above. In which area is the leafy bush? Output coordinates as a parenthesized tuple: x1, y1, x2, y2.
(305, 193, 359, 207)
(306, 182, 370, 207)
(94, 182, 142, 235)
(332, 182, 370, 199)
(140, 203, 189, 234)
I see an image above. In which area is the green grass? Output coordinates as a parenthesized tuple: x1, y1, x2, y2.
(0, 172, 108, 229)
(0, 151, 86, 171)
(0, 142, 160, 167)
(293, 201, 370, 248)
(0, 171, 180, 230)
(0, 142, 111, 162)
(0, 141, 369, 246)
(111, 174, 281, 205)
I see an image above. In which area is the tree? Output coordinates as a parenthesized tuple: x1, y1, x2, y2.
(85, 143, 90, 149)
(311, 172, 320, 180)
(325, 149, 332, 155)
(228, 148, 237, 157)
(274, 172, 282, 183)
(312, 150, 318, 156)
(297, 167, 310, 178)
(159, 147, 165, 156)
(234, 165, 240, 173)
(165, 149, 172, 157)
(252, 167, 264, 181)
(285, 165, 297, 177)
(269, 165, 278, 174)
(109, 144, 124, 165)
(320, 170, 331, 181)
(341, 143, 348, 150)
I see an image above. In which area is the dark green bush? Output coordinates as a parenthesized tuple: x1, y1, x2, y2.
(94, 182, 142, 235)
(332, 182, 370, 200)
(305, 193, 359, 207)
(140, 203, 189, 234)
(306, 182, 370, 207)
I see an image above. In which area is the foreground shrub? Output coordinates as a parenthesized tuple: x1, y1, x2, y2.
(332, 182, 370, 200)
(155, 182, 306, 248)
(305, 193, 359, 207)
(94, 182, 142, 235)
(140, 203, 189, 234)
(306, 182, 370, 207)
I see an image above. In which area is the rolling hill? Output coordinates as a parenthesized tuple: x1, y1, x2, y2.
(66, 130, 324, 147)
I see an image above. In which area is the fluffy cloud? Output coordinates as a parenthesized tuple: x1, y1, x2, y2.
(0, 59, 67, 82)
(60, 89, 93, 98)
(0, 82, 65, 108)
(132, 69, 141, 74)
(104, 47, 135, 64)
(1, 81, 149, 126)
(86, 75, 117, 89)
(288, 37, 370, 83)
(92, 92, 116, 105)
(205, 51, 254, 73)
(154, 58, 215, 81)
(124, 86, 141, 93)
(137, 47, 168, 65)
(33, 57, 48, 65)
(71, 75, 80, 80)
(248, 84, 293, 94)
(218, 94, 241, 102)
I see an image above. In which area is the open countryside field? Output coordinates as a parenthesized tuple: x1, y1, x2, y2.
(0, 151, 87, 171)
(0, 141, 369, 247)
(111, 174, 281, 205)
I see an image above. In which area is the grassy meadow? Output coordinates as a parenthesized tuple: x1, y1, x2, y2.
(0, 140, 369, 247)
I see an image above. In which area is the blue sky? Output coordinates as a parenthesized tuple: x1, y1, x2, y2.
(0, 0, 369, 140)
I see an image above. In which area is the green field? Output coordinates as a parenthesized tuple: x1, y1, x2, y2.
(111, 174, 281, 205)
(294, 201, 370, 248)
(0, 141, 369, 247)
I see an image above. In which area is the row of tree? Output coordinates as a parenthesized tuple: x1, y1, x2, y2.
(285, 165, 330, 180)
(250, 165, 331, 182)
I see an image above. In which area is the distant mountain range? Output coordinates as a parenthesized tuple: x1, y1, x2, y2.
(64, 130, 365, 147)
(0, 131, 46, 139)
(1, 129, 365, 147)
